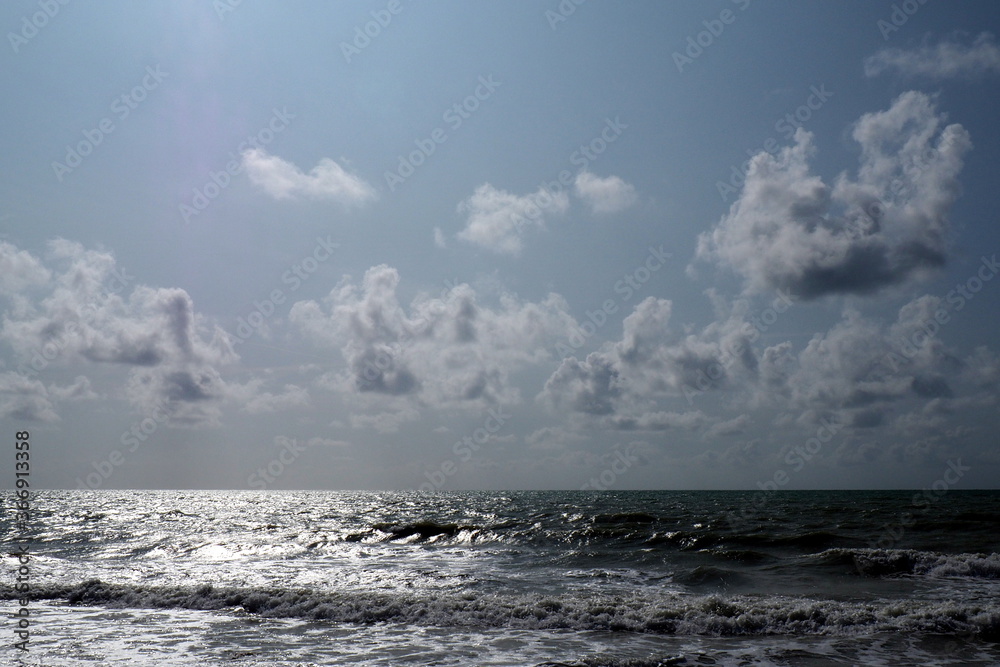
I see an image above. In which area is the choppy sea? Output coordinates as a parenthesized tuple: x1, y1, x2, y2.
(2, 490, 999, 666)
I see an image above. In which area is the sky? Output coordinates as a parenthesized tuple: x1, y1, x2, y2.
(2, 0, 1000, 490)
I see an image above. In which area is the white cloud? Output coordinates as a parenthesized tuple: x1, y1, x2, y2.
(289, 264, 577, 425)
(573, 172, 637, 214)
(456, 183, 569, 255)
(240, 383, 310, 414)
(695, 92, 971, 300)
(0, 371, 58, 422)
(865, 33, 1000, 80)
(704, 414, 752, 438)
(0, 241, 51, 294)
(241, 148, 377, 204)
(433, 226, 447, 248)
(538, 296, 757, 423)
(607, 409, 709, 431)
(0, 240, 241, 426)
(47, 375, 98, 401)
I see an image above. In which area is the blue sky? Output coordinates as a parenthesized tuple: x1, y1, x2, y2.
(2, 0, 1000, 489)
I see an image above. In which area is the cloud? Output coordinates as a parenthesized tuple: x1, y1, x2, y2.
(574, 172, 637, 214)
(47, 375, 98, 401)
(0, 371, 58, 422)
(433, 227, 447, 248)
(864, 33, 1000, 80)
(540, 352, 622, 416)
(0, 240, 241, 426)
(539, 296, 758, 423)
(607, 409, 708, 431)
(0, 242, 50, 294)
(349, 407, 420, 434)
(704, 413, 752, 438)
(456, 183, 569, 255)
(962, 346, 1000, 387)
(289, 264, 577, 424)
(526, 425, 586, 452)
(695, 92, 971, 300)
(241, 148, 377, 204)
(774, 295, 970, 431)
(538, 279, 1000, 465)
(239, 383, 310, 414)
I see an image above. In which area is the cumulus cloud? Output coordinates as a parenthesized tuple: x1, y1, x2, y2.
(574, 172, 637, 214)
(289, 264, 577, 424)
(456, 183, 569, 255)
(0, 371, 58, 422)
(776, 295, 971, 432)
(241, 148, 377, 204)
(538, 281, 999, 464)
(865, 33, 1000, 80)
(0, 242, 50, 294)
(539, 296, 758, 426)
(695, 92, 971, 300)
(541, 352, 622, 415)
(0, 240, 241, 426)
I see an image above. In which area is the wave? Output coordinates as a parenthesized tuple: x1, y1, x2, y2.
(673, 565, 748, 588)
(345, 520, 499, 544)
(811, 548, 1000, 579)
(9, 579, 1000, 638)
(332, 518, 859, 552)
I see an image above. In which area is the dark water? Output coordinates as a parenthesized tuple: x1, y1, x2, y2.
(2, 490, 998, 665)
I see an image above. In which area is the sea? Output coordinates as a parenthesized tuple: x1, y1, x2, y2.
(2, 490, 998, 666)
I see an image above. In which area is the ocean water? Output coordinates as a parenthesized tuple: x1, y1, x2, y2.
(2, 490, 999, 666)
